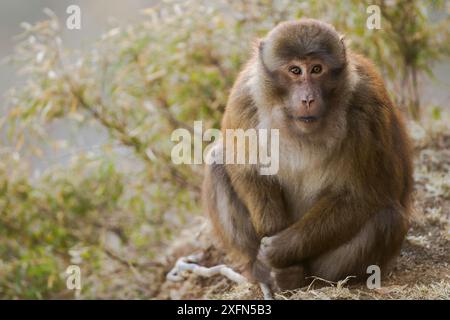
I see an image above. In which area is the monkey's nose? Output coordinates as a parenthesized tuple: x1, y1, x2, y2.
(302, 98, 315, 108)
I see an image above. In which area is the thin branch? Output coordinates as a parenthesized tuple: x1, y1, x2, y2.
(259, 283, 274, 300)
(167, 253, 274, 300)
(134, 53, 195, 135)
(167, 253, 247, 284)
(68, 84, 200, 193)
(51, 33, 200, 193)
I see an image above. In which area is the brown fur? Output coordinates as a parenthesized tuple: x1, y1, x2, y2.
(202, 19, 413, 289)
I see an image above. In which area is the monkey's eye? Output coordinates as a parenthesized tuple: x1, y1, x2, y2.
(289, 66, 302, 75)
(311, 65, 322, 74)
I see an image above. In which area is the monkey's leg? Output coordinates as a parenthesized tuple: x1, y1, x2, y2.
(258, 192, 408, 270)
(203, 162, 269, 282)
(203, 137, 293, 281)
(264, 206, 408, 290)
(225, 166, 292, 237)
(257, 193, 374, 269)
(306, 206, 408, 283)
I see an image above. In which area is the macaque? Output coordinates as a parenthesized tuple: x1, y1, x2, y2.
(202, 19, 413, 290)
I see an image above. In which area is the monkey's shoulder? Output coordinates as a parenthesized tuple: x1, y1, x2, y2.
(350, 53, 393, 108)
(222, 69, 259, 130)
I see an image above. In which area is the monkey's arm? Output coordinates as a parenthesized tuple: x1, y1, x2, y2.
(227, 165, 292, 238)
(258, 191, 379, 269)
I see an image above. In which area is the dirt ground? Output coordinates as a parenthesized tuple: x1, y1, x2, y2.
(155, 122, 450, 300)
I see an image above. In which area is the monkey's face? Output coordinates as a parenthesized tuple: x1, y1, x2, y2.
(280, 57, 329, 133)
(259, 20, 347, 134)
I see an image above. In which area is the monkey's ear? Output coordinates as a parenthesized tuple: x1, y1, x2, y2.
(339, 34, 347, 58)
(256, 39, 274, 77)
(258, 39, 265, 55)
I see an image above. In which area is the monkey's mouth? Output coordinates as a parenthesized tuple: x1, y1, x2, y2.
(288, 115, 320, 123)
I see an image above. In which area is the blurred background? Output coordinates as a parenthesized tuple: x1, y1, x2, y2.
(0, 0, 448, 299)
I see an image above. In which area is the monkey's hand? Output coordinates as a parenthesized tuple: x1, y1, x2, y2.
(257, 235, 284, 269)
(258, 237, 307, 291)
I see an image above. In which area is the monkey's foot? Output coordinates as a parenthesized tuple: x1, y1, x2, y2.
(272, 265, 307, 291)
